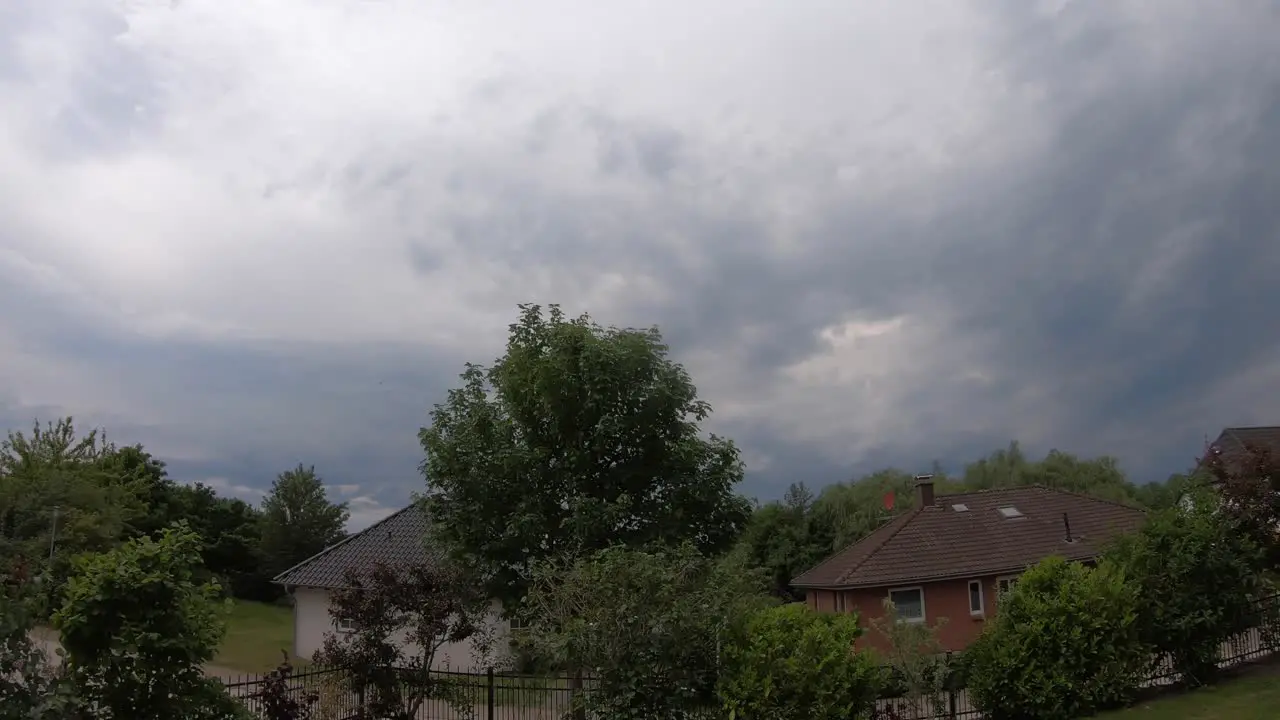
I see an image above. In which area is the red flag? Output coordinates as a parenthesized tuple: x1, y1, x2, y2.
(883, 491, 895, 511)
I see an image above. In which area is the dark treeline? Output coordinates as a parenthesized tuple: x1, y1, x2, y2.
(0, 418, 349, 604)
(1, 417, 1194, 607)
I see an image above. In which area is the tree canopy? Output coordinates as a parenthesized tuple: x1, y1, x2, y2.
(259, 464, 350, 579)
(420, 304, 752, 605)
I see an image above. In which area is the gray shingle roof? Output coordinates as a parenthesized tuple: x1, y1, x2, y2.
(272, 503, 434, 589)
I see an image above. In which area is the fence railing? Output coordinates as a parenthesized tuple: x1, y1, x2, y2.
(219, 592, 1280, 720)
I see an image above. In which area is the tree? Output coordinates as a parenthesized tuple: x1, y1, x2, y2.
(0, 418, 146, 579)
(519, 543, 769, 719)
(52, 525, 246, 720)
(420, 304, 752, 606)
(314, 559, 493, 720)
(718, 602, 882, 720)
(171, 482, 273, 600)
(737, 483, 833, 600)
(1107, 500, 1263, 685)
(965, 557, 1147, 720)
(259, 464, 349, 579)
(1201, 441, 1280, 570)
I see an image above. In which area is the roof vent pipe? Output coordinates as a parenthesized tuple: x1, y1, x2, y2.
(1063, 512, 1074, 543)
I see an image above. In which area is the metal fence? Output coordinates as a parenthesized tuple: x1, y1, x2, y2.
(219, 593, 1280, 720)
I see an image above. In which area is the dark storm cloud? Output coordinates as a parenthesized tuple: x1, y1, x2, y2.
(3, 0, 1280, 512)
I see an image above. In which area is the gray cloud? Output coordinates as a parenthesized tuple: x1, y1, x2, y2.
(1, 0, 1279, 527)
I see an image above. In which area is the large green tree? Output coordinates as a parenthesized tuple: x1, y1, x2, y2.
(0, 419, 147, 577)
(259, 464, 349, 578)
(420, 304, 752, 606)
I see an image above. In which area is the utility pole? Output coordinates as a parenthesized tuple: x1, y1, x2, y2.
(48, 506, 59, 563)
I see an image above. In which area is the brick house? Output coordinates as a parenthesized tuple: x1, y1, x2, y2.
(791, 481, 1145, 653)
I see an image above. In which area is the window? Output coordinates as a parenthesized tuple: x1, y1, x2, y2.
(968, 580, 984, 616)
(998, 506, 1023, 519)
(951, 503, 970, 512)
(336, 618, 356, 633)
(887, 587, 925, 623)
(996, 575, 1019, 598)
(509, 615, 529, 631)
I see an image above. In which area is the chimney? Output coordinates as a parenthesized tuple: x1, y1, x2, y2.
(914, 474, 936, 508)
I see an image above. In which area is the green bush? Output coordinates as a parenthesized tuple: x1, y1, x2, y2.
(1106, 500, 1263, 685)
(718, 603, 881, 720)
(966, 557, 1147, 720)
(53, 525, 238, 720)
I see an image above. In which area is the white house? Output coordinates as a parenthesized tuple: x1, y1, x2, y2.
(273, 504, 511, 672)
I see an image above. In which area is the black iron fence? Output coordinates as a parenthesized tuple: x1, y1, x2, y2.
(219, 592, 1280, 720)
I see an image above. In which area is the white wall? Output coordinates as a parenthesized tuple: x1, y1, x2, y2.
(291, 587, 511, 672)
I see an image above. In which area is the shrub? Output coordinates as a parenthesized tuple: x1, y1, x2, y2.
(965, 557, 1147, 720)
(52, 525, 236, 720)
(1107, 500, 1263, 685)
(0, 561, 81, 720)
(521, 543, 770, 720)
(718, 603, 881, 720)
(870, 601, 951, 720)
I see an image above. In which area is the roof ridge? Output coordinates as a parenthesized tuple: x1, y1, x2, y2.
(834, 507, 922, 585)
(271, 502, 421, 585)
(939, 484, 1144, 513)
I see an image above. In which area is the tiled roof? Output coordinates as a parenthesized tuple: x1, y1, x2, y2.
(1210, 426, 1280, 466)
(273, 503, 435, 589)
(791, 486, 1145, 589)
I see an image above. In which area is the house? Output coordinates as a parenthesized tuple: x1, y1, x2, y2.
(1180, 426, 1280, 512)
(273, 503, 511, 671)
(791, 480, 1145, 652)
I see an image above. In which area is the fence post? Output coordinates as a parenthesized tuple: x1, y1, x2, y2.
(946, 651, 957, 719)
(487, 667, 495, 720)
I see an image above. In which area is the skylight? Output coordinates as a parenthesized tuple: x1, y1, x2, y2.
(998, 506, 1023, 519)
(951, 503, 969, 512)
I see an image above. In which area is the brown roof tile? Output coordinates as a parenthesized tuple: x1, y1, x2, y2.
(791, 485, 1144, 589)
(1210, 426, 1280, 466)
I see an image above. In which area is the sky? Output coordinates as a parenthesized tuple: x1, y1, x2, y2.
(2, 0, 1278, 531)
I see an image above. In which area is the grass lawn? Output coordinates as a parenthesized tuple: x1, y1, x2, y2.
(1094, 663, 1280, 719)
(213, 599, 299, 675)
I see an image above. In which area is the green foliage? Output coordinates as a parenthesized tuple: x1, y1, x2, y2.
(171, 482, 273, 599)
(870, 600, 950, 720)
(315, 559, 492, 720)
(965, 557, 1148, 720)
(259, 464, 349, 579)
(53, 525, 234, 720)
(719, 602, 880, 720)
(421, 304, 751, 605)
(0, 418, 148, 579)
(1107, 500, 1263, 685)
(1201, 441, 1280, 570)
(520, 542, 770, 719)
(0, 562, 81, 720)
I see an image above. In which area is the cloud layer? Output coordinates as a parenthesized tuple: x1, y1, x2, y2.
(2, 0, 1278, 529)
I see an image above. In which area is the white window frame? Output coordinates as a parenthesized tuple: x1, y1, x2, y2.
(996, 574, 1020, 599)
(967, 579, 985, 617)
(335, 617, 356, 634)
(887, 586, 926, 624)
